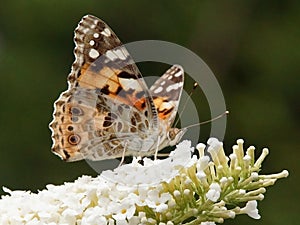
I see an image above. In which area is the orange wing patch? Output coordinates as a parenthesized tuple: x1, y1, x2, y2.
(153, 97, 176, 120)
(77, 65, 147, 107)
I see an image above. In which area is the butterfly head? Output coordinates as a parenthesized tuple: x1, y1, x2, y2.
(167, 127, 187, 146)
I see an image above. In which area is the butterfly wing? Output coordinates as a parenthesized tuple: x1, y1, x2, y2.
(149, 65, 184, 127)
(69, 15, 155, 113)
(49, 15, 157, 161)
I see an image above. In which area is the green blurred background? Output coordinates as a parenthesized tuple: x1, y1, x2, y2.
(0, 0, 298, 224)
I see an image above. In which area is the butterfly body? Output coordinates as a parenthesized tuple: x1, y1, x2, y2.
(49, 15, 185, 161)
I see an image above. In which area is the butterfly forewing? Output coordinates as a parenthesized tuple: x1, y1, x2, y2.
(70, 15, 156, 115)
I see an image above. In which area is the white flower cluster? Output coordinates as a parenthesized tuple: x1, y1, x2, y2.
(0, 139, 289, 225)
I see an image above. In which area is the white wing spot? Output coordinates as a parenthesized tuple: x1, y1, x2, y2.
(89, 40, 95, 46)
(93, 33, 99, 38)
(106, 50, 118, 60)
(82, 28, 89, 34)
(168, 75, 173, 80)
(166, 82, 183, 92)
(153, 86, 163, 94)
(101, 28, 111, 37)
(161, 101, 174, 110)
(161, 81, 166, 85)
(114, 49, 127, 60)
(119, 78, 143, 92)
(89, 49, 100, 59)
(174, 71, 182, 77)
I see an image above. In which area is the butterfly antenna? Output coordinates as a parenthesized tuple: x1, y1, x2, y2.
(174, 82, 198, 127)
(183, 111, 229, 129)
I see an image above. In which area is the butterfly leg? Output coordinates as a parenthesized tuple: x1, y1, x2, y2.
(156, 153, 170, 157)
(118, 141, 128, 167)
(154, 136, 161, 160)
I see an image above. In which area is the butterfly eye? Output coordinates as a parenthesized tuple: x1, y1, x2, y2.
(68, 134, 81, 145)
(167, 129, 176, 140)
(167, 128, 186, 146)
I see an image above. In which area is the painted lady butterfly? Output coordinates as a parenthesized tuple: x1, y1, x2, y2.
(49, 15, 186, 161)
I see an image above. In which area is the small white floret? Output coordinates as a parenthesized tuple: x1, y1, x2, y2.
(243, 200, 261, 219)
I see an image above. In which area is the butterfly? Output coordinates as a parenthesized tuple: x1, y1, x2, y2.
(49, 15, 186, 161)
